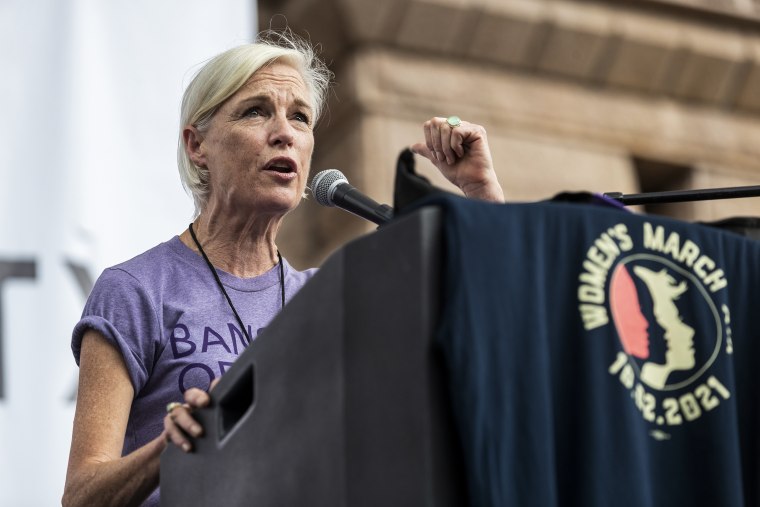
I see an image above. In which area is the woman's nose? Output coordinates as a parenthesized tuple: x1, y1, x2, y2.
(268, 114, 295, 147)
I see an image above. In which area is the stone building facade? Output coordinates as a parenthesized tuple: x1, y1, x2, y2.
(261, 0, 760, 268)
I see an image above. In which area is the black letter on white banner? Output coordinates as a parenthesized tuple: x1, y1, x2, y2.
(0, 260, 37, 400)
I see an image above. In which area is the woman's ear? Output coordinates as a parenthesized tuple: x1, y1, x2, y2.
(183, 125, 206, 168)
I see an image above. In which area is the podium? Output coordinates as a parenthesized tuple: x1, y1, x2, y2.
(160, 207, 467, 506)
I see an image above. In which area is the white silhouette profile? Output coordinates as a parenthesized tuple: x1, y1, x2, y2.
(633, 266, 696, 389)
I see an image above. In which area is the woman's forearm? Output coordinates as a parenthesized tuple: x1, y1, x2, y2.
(63, 434, 166, 507)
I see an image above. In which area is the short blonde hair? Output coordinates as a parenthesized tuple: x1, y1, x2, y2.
(177, 30, 332, 216)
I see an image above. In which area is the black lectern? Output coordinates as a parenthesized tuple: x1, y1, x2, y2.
(160, 207, 466, 506)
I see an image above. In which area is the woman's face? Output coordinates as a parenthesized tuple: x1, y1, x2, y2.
(190, 62, 315, 217)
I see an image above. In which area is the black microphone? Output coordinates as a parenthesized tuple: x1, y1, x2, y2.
(310, 169, 394, 225)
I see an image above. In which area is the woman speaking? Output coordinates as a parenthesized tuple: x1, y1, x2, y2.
(62, 31, 504, 507)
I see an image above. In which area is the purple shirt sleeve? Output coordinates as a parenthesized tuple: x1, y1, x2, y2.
(72, 267, 162, 395)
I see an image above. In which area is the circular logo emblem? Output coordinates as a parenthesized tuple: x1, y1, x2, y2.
(609, 254, 721, 392)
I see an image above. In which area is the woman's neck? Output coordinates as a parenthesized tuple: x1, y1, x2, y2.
(179, 208, 283, 278)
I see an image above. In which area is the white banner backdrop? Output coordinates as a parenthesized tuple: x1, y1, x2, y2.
(0, 1, 254, 504)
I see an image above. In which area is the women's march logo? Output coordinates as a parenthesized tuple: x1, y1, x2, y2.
(577, 222, 733, 438)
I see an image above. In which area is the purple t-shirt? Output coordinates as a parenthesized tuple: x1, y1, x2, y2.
(72, 236, 316, 506)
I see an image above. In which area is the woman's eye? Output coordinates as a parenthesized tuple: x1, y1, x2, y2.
(294, 112, 310, 124)
(243, 107, 262, 118)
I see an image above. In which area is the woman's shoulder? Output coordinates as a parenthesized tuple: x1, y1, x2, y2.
(97, 236, 190, 289)
(284, 262, 318, 289)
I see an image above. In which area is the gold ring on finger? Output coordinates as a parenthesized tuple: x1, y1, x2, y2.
(166, 401, 183, 414)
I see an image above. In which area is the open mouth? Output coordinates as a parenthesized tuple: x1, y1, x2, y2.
(265, 158, 297, 174)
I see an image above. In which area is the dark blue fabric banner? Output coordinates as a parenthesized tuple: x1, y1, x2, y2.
(434, 195, 758, 507)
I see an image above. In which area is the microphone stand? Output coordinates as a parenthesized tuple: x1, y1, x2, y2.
(604, 185, 760, 206)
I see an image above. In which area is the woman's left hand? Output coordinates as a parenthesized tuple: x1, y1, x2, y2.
(411, 117, 505, 203)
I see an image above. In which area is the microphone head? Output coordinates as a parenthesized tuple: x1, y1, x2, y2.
(311, 169, 348, 207)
